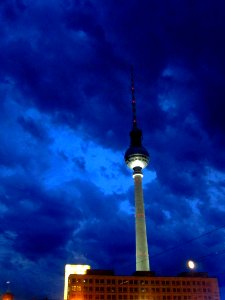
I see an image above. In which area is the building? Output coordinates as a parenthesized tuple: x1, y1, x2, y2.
(64, 71, 221, 300)
(1, 292, 14, 300)
(66, 268, 220, 300)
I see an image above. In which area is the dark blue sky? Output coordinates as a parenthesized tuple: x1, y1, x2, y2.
(0, 0, 225, 299)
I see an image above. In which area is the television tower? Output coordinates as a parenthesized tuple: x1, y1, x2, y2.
(124, 68, 150, 271)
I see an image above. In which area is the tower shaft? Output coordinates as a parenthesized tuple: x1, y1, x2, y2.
(133, 172, 150, 271)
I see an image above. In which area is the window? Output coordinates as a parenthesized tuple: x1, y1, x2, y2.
(71, 286, 81, 292)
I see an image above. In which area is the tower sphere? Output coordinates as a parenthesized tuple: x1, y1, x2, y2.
(125, 146, 149, 169)
(124, 127, 149, 170)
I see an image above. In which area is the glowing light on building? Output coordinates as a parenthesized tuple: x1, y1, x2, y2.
(64, 264, 91, 300)
(2, 293, 14, 300)
(187, 260, 195, 270)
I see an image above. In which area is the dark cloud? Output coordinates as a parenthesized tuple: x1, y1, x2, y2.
(17, 116, 51, 141)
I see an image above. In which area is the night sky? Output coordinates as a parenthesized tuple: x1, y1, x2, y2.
(1, 0, 225, 299)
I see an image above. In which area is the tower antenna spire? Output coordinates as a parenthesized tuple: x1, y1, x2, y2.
(131, 65, 137, 128)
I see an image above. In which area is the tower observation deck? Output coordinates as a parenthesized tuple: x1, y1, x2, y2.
(124, 69, 150, 272)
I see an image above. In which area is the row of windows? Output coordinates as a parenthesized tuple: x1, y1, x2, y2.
(70, 278, 212, 287)
(71, 294, 215, 300)
(70, 285, 212, 293)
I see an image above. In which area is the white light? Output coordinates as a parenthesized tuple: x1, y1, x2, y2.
(64, 264, 91, 300)
(129, 159, 146, 169)
(187, 260, 195, 270)
(133, 173, 143, 178)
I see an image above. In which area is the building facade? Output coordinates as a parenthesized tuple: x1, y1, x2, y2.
(66, 269, 220, 300)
